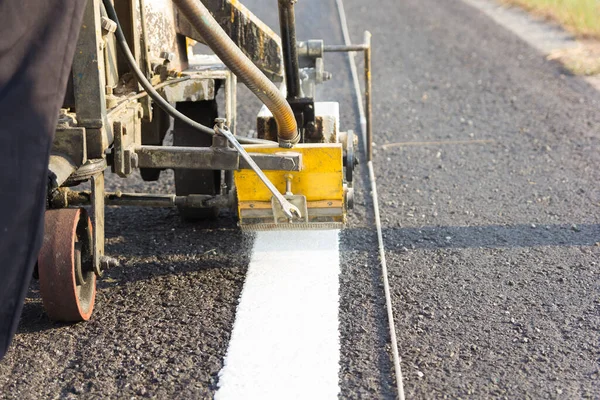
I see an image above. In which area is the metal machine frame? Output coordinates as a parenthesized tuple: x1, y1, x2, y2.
(40, 0, 372, 322)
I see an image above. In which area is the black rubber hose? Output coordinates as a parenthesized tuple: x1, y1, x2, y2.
(102, 0, 270, 145)
(171, 0, 300, 148)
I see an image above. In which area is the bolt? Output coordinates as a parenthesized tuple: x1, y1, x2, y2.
(280, 157, 296, 171)
(99, 255, 120, 272)
(284, 174, 293, 195)
(160, 51, 175, 62)
(215, 118, 227, 129)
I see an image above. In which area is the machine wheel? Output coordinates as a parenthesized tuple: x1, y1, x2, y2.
(343, 130, 357, 184)
(38, 208, 96, 322)
(173, 100, 221, 220)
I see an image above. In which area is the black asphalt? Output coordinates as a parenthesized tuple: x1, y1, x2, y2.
(344, 0, 600, 397)
(1, 0, 600, 399)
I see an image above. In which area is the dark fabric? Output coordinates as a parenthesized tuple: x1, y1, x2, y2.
(0, 0, 86, 360)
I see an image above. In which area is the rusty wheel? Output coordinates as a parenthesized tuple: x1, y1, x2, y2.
(38, 208, 96, 322)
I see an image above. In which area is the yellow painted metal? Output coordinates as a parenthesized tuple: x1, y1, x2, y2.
(235, 143, 343, 200)
(234, 143, 344, 223)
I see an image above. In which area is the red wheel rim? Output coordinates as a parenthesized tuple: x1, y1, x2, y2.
(38, 208, 96, 322)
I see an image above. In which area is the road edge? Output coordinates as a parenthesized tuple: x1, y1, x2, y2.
(461, 0, 600, 92)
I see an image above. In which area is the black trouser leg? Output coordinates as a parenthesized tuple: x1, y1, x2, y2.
(0, 0, 86, 360)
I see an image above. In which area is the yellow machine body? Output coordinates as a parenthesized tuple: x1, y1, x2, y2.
(235, 143, 346, 231)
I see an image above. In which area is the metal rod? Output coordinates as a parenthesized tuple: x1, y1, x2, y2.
(334, 0, 405, 398)
(278, 0, 301, 100)
(65, 190, 229, 208)
(138, 0, 152, 80)
(364, 31, 373, 162)
(107, 77, 190, 117)
(323, 44, 368, 52)
(106, 192, 177, 207)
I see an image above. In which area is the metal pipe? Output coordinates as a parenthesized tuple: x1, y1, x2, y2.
(323, 44, 369, 52)
(364, 31, 373, 162)
(171, 0, 299, 147)
(278, 0, 301, 100)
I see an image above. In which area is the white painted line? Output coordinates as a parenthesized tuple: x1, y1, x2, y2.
(215, 230, 341, 400)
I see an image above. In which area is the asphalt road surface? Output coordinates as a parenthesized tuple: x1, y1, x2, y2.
(1, 0, 599, 398)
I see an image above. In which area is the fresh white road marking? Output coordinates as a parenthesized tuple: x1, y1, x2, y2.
(215, 230, 341, 400)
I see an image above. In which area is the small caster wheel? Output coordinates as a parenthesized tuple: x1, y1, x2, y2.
(343, 130, 357, 184)
(38, 208, 96, 322)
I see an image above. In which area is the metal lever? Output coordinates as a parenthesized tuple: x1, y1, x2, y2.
(214, 121, 302, 220)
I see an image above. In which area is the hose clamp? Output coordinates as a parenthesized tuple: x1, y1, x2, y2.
(278, 132, 301, 148)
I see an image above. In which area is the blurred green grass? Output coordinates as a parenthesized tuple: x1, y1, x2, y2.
(502, 0, 600, 39)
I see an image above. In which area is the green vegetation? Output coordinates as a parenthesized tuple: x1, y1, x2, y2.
(502, 0, 600, 39)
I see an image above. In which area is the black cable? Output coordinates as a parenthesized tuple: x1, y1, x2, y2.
(102, 0, 271, 145)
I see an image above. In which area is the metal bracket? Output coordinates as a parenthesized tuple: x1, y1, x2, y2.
(271, 195, 308, 224)
(134, 146, 302, 172)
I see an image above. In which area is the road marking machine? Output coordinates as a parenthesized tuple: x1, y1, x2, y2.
(38, 0, 371, 321)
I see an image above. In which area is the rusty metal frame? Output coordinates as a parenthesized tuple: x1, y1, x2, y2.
(73, 0, 112, 159)
(48, 0, 317, 279)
